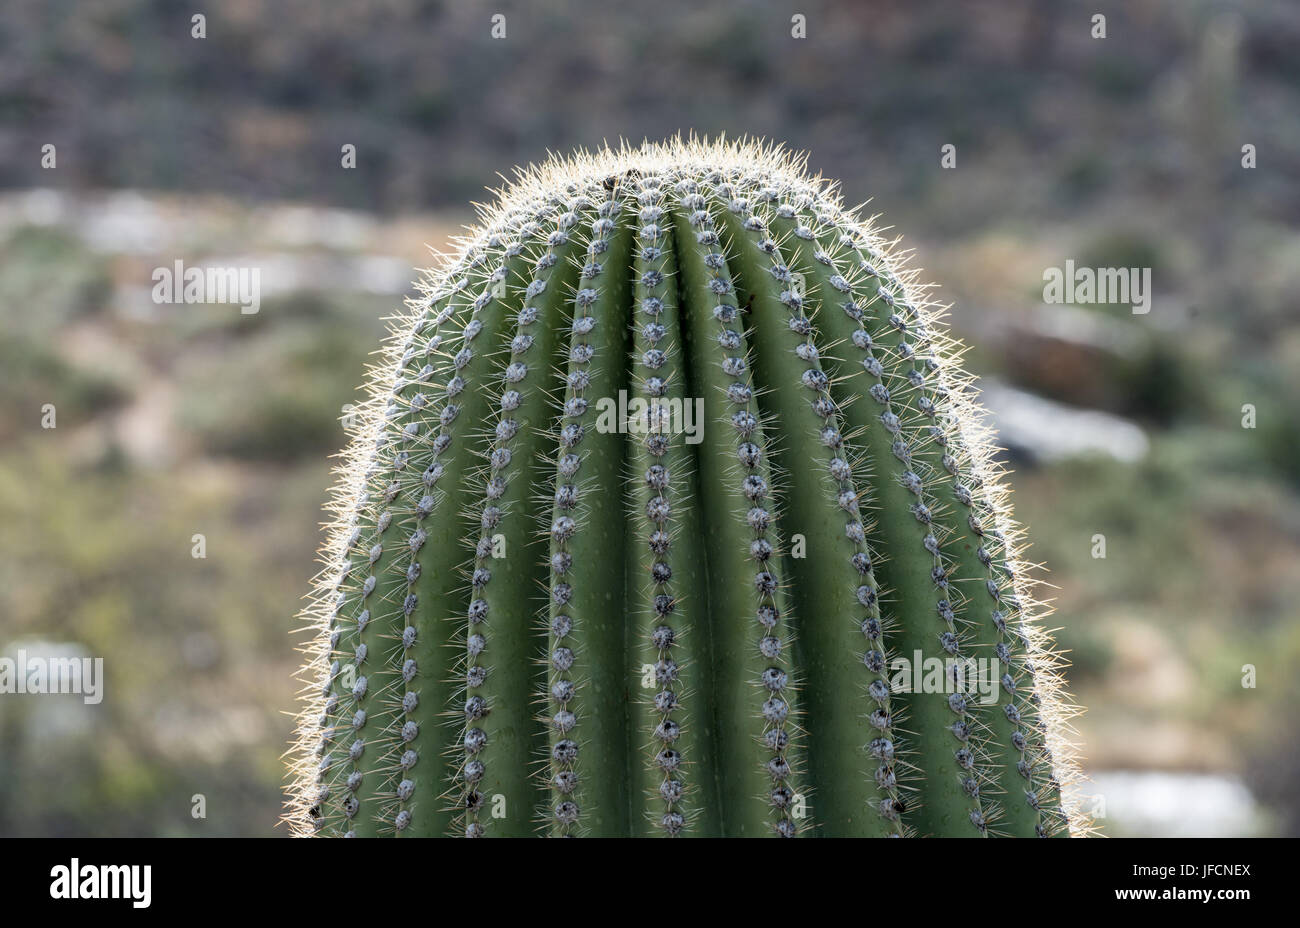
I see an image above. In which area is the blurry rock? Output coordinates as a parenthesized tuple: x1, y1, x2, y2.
(994, 304, 1143, 410)
(1079, 770, 1265, 837)
(974, 377, 1150, 463)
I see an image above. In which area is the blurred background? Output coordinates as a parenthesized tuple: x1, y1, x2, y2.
(1, 0, 1297, 837)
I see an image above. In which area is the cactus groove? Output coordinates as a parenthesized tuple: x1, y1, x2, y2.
(290, 138, 1085, 838)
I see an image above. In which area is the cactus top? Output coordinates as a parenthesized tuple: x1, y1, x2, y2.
(289, 138, 1086, 837)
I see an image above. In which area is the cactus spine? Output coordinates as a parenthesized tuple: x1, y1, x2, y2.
(290, 139, 1084, 837)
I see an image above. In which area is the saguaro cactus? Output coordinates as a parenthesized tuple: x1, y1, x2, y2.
(290, 139, 1083, 837)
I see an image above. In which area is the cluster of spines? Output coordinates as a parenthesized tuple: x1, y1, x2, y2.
(454, 202, 571, 837)
(860, 249, 1000, 833)
(716, 181, 912, 835)
(329, 212, 538, 837)
(311, 235, 496, 837)
(904, 281, 1075, 835)
(321, 291, 453, 838)
(676, 177, 805, 837)
(389, 244, 518, 836)
(372, 295, 450, 838)
(868, 262, 1010, 835)
(292, 197, 504, 834)
(389, 245, 510, 836)
(769, 186, 1073, 836)
(540, 189, 622, 835)
(801, 202, 994, 832)
(955, 427, 1075, 835)
(754, 189, 1004, 834)
(629, 173, 694, 835)
(863, 231, 1076, 834)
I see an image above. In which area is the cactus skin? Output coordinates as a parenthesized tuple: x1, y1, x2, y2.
(289, 139, 1085, 838)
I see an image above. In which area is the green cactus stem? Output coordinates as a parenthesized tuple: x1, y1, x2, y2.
(289, 138, 1085, 838)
